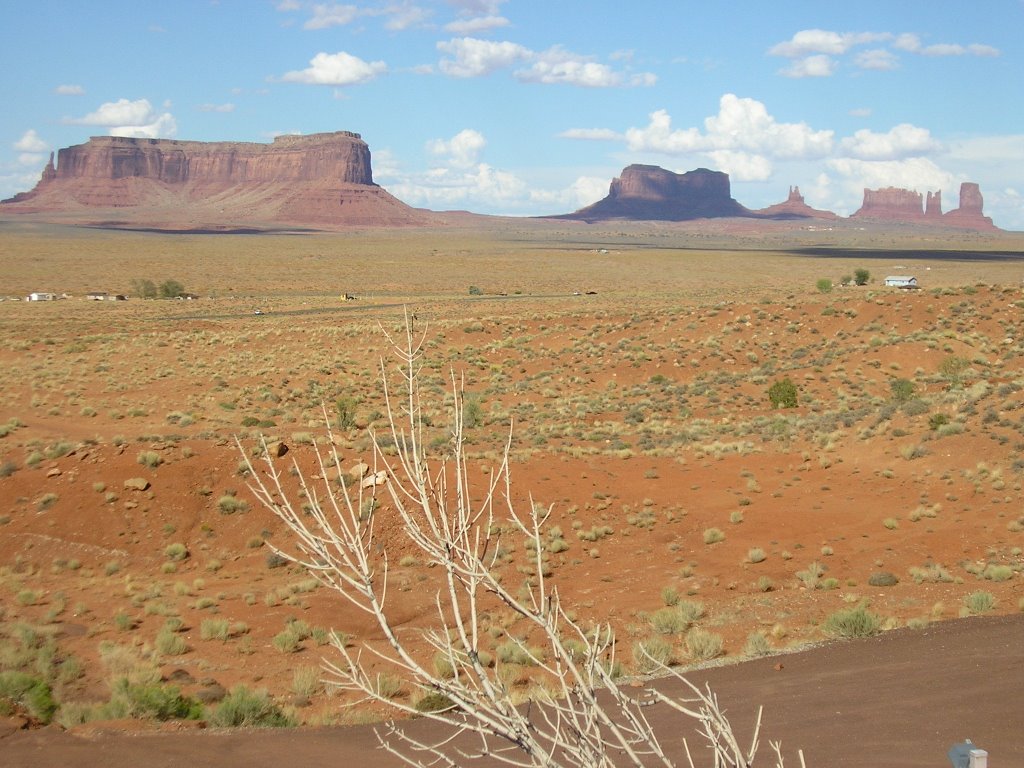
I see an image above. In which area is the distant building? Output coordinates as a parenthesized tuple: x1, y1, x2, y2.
(27, 292, 57, 301)
(884, 276, 919, 289)
(86, 291, 108, 300)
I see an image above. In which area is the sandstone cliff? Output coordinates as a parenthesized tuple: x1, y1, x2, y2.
(852, 182, 994, 229)
(2, 132, 430, 229)
(755, 186, 838, 220)
(557, 165, 751, 222)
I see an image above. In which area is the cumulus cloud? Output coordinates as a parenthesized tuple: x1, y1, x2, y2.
(840, 124, 941, 160)
(427, 128, 486, 168)
(622, 95, 834, 161)
(437, 37, 530, 77)
(827, 156, 953, 198)
(54, 84, 84, 96)
(278, 51, 387, 86)
(382, 2, 432, 31)
(437, 37, 655, 86)
(68, 98, 177, 138)
(14, 129, 48, 153)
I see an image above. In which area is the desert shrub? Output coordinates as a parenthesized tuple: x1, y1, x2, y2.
(703, 527, 725, 545)
(335, 397, 358, 430)
(154, 629, 188, 656)
(467, 285, 483, 296)
(982, 564, 1013, 582)
(632, 636, 673, 673)
(743, 631, 772, 658)
(0, 461, 17, 478)
(164, 543, 188, 561)
(854, 268, 870, 286)
(767, 378, 797, 409)
(676, 600, 705, 624)
(889, 378, 916, 404)
(746, 547, 767, 564)
(650, 606, 690, 635)
(685, 629, 724, 661)
(928, 413, 949, 430)
(415, 691, 456, 713)
(823, 603, 881, 638)
(108, 678, 203, 721)
(902, 398, 930, 417)
(137, 450, 162, 468)
(217, 495, 249, 514)
(210, 686, 294, 728)
(815, 278, 833, 294)
(963, 591, 996, 614)
(159, 279, 186, 299)
(266, 552, 289, 569)
(200, 619, 231, 641)
(0, 672, 57, 722)
(131, 279, 157, 299)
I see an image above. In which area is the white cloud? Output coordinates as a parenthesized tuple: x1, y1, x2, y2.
(197, 102, 235, 113)
(437, 37, 530, 77)
(769, 29, 888, 58)
(705, 150, 773, 182)
(383, 3, 432, 31)
(68, 98, 177, 138)
(389, 163, 527, 210)
(444, 15, 509, 34)
(278, 51, 387, 85)
(14, 130, 48, 153)
(840, 123, 941, 160)
(855, 49, 899, 71)
(623, 96, 833, 163)
(447, 0, 506, 16)
(770, 29, 999, 77)
(779, 54, 836, 78)
(54, 84, 84, 96)
(437, 37, 655, 86)
(827, 156, 953, 201)
(276, 0, 301, 10)
(304, 3, 359, 30)
(849, 107, 873, 118)
(427, 128, 486, 168)
(559, 127, 623, 141)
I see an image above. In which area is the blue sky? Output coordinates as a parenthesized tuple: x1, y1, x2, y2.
(2, 0, 1022, 228)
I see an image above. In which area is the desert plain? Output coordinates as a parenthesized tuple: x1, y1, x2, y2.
(2, 215, 1024, 766)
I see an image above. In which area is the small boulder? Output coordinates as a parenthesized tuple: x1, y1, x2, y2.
(124, 477, 150, 491)
(868, 571, 899, 587)
(266, 441, 288, 458)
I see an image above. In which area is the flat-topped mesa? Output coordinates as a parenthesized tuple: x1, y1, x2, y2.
(1, 130, 431, 228)
(557, 164, 750, 222)
(48, 131, 372, 185)
(852, 187, 928, 220)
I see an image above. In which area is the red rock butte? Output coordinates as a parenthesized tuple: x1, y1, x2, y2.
(851, 182, 995, 229)
(2, 131, 431, 229)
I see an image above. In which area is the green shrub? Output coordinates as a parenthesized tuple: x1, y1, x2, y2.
(890, 378, 916, 404)
(854, 268, 870, 286)
(963, 591, 996, 614)
(0, 671, 57, 722)
(109, 678, 203, 721)
(210, 686, 294, 728)
(767, 378, 797, 409)
(137, 450, 162, 468)
(823, 603, 881, 638)
(650, 606, 690, 635)
(743, 631, 772, 658)
(164, 543, 188, 561)
(703, 527, 725, 545)
(815, 278, 833, 294)
(415, 691, 456, 713)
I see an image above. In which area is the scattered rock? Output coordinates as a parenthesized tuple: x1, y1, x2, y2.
(46, 467, 61, 478)
(166, 669, 196, 685)
(360, 470, 388, 489)
(868, 571, 900, 587)
(195, 683, 227, 704)
(348, 461, 369, 478)
(266, 441, 288, 458)
(123, 477, 150, 491)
